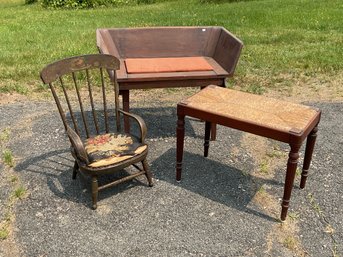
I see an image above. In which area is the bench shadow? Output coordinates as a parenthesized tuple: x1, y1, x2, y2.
(123, 106, 198, 139)
(151, 148, 282, 222)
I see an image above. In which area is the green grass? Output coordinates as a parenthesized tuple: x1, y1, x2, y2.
(0, 0, 342, 95)
(288, 211, 300, 221)
(259, 159, 269, 174)
(10, 175, 18, 183)
(283, 235, 297, 250)
(0, 80, 29, 95)
(0, 129, 11, 144)
(0, 228, 9, 240)
(2, 149, 14, 167)
(13, 186, 26, 199)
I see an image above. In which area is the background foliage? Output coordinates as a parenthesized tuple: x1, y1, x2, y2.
(0, 0, 342, 97)
(40, 0, 163, 8)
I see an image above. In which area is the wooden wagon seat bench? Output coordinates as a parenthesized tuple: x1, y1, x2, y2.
(96, 27, 243, 139)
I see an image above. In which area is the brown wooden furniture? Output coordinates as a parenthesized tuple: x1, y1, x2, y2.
(96, 26, 243, 139)
(176, 85, 321, 221)
(40, 54, 153, 209)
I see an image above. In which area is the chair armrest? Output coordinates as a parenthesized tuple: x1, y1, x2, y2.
(118, 109, 147, 143)
(66, 126, 89, 165)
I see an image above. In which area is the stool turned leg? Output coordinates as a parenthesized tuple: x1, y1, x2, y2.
(176, 115, 185, 181)
(300, 126, 318, 189)
(91, 176, 98, 210)
(281, 144, 301, 221)
(204, 121, 211, 157)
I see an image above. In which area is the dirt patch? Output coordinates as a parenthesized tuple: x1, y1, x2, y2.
(233, 70, 343, 103)
(236, 133, 307, 256)
(265, 216, 308, 257)
(0, 165, 23, 257)
(1, 69, 343, 107)
(239, 134, 287, 179)
(0, 93, 28, 106)
(0, 215, 21, 257)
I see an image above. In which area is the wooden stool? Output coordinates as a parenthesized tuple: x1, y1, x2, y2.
(176, 85, 321, 221)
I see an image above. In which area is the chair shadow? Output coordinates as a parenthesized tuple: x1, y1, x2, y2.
(15, 149, 148, 209)
(151, 148, 282, 222)
(13, 105, 183, 208)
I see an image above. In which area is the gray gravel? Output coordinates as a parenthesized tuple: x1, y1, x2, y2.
(0, 99, 342, 256)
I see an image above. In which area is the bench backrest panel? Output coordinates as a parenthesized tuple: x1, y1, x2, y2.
(104, 27, 222, 58)
(96, 26, 243, 77)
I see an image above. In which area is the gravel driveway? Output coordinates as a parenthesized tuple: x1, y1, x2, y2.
(0, 93, 342, 256)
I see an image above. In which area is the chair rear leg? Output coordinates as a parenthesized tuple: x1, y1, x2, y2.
(142, 159, 153, 187)
(91, 176, 98, 209)
(72, 161, 78, 180)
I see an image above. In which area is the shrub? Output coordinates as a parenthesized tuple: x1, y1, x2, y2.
(42, 0, 94, 8)
(41, 0, 136, 8)
(136, 0, 155, 3)
(199, 0, 251, 3)
(25, 0, 37, 4)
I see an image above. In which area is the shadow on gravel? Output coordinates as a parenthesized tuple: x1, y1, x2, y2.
(126, 107, 198, 139)
(57, 106, 197, 140)
(151, 148, 281, 222)
(15, 149, 149, 208)
(14, 105, 280, 218)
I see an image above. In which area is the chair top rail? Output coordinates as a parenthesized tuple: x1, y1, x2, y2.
(40, 54, 119, 84)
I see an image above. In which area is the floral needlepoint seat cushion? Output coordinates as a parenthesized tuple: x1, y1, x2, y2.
(85, 133, 147, 168)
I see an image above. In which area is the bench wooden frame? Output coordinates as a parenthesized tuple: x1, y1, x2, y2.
(96, 26, 243, 138)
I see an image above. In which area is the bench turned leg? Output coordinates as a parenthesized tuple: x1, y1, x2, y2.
(209, 78, 225, 141)
(281, 144, 301, 221)
(176, 115, 185, 181)
(210, 123, 217, 141)
(204, 121, 211, 157)
(300, 126, 318, 189)
(122, 90, 130, 133)
(200, 86, 217, 141)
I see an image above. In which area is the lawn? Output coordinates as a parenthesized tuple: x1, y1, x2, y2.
(0, 0, 342, 99)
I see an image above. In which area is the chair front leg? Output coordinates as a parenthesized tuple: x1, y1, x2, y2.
(91, 176, 98, 210)
(142, 159, 153, 187)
